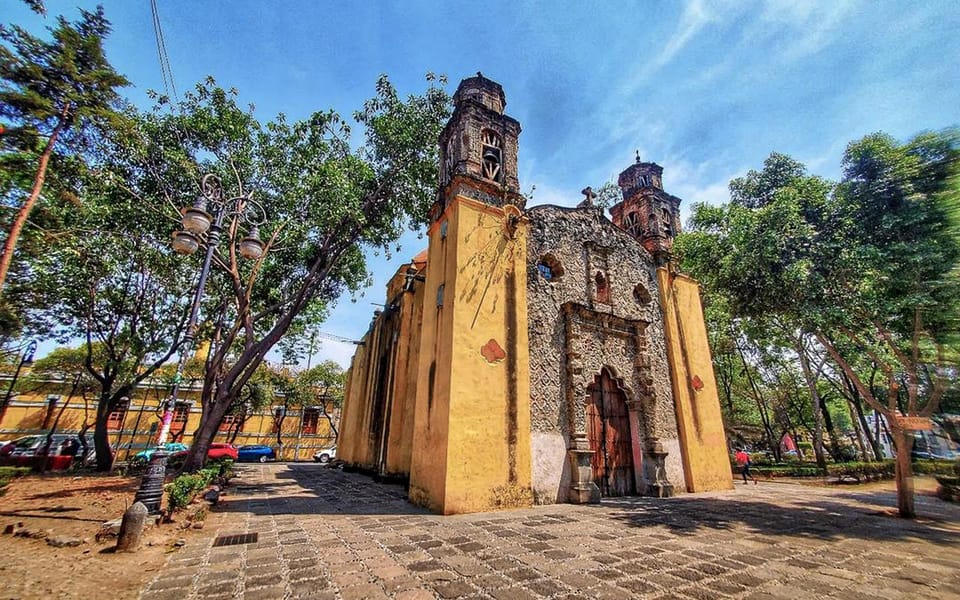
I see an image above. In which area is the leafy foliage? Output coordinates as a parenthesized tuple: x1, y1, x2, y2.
(679, 128, 960, 516)
(0, 5, 128, 293)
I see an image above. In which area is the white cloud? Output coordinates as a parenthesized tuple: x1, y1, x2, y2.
(654, 0, 715, 69)
(309, 339, 359, 370)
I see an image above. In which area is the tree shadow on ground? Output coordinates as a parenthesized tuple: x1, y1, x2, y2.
(214, 463, 425, 517)
(599, 488, 960, 547)
(25, 480, 133, 500)
(214, 465, 960, 548)
(0, 510, 103, 523)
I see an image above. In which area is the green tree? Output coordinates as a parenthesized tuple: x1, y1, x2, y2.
(0, 5, 128, 293)
(125, 76, 449, 471)
(679, 130, 960, 517)
(20, 138, 194, 469)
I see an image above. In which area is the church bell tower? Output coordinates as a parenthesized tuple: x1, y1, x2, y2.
(610, 157, 682, 264)
(409, 74, 533, 514)
(431, 73, 524, 221)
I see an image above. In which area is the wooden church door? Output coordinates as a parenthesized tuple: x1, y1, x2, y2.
(586, 369, 636, 497)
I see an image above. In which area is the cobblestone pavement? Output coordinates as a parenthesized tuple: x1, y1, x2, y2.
(140, 464, 960, 600)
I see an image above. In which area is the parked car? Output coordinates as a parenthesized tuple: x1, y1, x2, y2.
(0, 434, 81, 469)
(237, 445, 276, 463)
(169, 442, 239, 466)
(313, 447, 336, 464)
(130, 442, 188, 466)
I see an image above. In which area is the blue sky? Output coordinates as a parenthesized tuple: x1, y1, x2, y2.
(8, 0, 960, 367)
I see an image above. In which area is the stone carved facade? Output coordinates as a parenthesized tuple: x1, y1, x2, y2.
(338, 74, 733, 514)
(526, 205, 681, 503)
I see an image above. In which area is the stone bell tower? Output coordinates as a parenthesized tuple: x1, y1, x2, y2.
(431, 73, 524, 221)
(409, 74, 533, 514)
(610, 157, 682, 264)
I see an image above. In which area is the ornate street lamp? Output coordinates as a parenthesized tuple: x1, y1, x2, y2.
(0, 340, 38, 426)
(135, 174, 266, 514)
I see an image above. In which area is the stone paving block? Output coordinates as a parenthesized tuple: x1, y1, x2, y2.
(242, 584, 287, 600)
(140, 589, 193, 600)
(591, 583, 635, 600)
(382, 576, 422, 594)
(558, 572, 602, 589)
(372, 564, 409, 580)
(505, 567, 541, 582)
(680, 585, 734, 600)
(489, 586, 538, 600)
(244, 570, 284, 589)
(432, 580, 477, 599)
(421, 570, 459, 582)
(395, 590, 438, 600)
(341, 582, 388, 600)
(146, 575, 194, 591)
(474, 573, 512, 590)
(331, 569, 374, 587)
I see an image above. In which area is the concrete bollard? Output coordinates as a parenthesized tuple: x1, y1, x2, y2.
(116, 501, 149, 552)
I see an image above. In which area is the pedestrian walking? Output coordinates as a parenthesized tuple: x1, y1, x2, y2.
(735, 448, 757, 484)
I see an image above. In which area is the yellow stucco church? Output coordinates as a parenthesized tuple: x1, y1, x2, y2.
(338, 74, 733, 514)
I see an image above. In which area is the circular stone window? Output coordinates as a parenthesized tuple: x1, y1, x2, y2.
(537, 254, 564, 281)
(633, 282, 652, 305)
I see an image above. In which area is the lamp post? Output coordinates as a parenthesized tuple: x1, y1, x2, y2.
(0, 339, 38, 427)
(134, 174, 266, 514)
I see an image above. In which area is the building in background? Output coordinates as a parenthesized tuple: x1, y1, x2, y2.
(338, 75, 733, 514)
(0, 371, 338, 463)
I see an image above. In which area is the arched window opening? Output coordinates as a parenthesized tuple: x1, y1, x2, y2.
(661, 208, 672, 236)
(623, 212, 642, 237)
(633, 282, 652, 305)
(537, 254, 564, 281)
(595, 271, 610, 304)
(481, 130, 503, 181)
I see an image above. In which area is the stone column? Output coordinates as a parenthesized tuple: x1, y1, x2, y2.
(624, 399, 645, 493)
(567, 432, 600, 504)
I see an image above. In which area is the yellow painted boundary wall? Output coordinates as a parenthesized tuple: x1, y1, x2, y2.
(0, 379, 335, 462)
(658, 268, 734, 492)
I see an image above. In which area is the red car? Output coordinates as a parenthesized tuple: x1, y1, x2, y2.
(170, 443, 238, 464)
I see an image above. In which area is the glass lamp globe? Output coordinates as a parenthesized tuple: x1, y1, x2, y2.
(181, 206, 212, 235)
(172, 231, 199, 255)
(239, 236, 265, 260)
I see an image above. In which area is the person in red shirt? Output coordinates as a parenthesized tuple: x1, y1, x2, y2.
(735, 448, 757, 484)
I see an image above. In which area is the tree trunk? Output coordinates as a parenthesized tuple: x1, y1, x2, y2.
(849, 384, 884, 461)
(891, 427, 916, 518)
(0, 115, 67, 293)
(847, 398, 870, 462)
(93, 396, 114, 472)
(181, 410, 219, 472)
(736, 343, 777, 457)
(819, 396, 844, 461)
(797, 340, 827, 472)
(181, 389, 233, 472)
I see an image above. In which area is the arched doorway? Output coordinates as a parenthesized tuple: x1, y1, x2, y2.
(586, 368, 636, 496)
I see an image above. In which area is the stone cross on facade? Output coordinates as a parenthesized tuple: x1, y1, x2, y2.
(578, 186, 597, 208)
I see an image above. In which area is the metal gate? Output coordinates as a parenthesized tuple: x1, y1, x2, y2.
(586, 369, 636, 497)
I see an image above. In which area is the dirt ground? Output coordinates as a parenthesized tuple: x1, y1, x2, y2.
(0, 472, 208, 600)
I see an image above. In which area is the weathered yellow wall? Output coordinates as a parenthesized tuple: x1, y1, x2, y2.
(443, 197, 532, 513)
(383, 265, 426, 476)
(339, 322, 376, 467)
(407, 195, 533, 514)
(658, 268, 733, 492)
(0, 380, 335, 463)
(408, 205, 457, 511)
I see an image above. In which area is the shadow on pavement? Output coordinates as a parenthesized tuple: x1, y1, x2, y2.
(217, 464, 960, 548)
(600, 487, 960, 547)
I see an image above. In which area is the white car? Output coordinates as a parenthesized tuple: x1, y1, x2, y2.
(313, 447, 336, 463)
